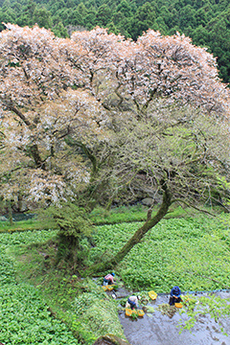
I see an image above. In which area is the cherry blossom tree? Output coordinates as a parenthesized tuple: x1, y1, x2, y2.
(0, 23, 229, 260)
(114, 30, 230, 117)
(0, 24, 110, 208)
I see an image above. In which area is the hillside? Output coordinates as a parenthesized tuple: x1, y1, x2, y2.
(1, 0, 230, 83)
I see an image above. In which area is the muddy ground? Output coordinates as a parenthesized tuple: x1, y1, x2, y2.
(117, 290, 230, 345)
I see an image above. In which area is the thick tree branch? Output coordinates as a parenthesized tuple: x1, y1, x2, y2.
(66, 137, 98, 175)
(83, 180, 172, 275)
(6, 104, 31, 126)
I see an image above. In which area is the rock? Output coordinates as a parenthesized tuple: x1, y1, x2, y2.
(0, 216, 7, 221)
(141, 198, 153, 206)
(93, 334, 131, 345)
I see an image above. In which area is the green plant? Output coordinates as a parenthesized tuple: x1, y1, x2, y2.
(0, 229, 127, 344)
(130, 312, 138, 320)
(156, 303, 177, 318)
(87, 214, 230, 292)
(89, 205, 148, 225)
(179, 294, 230, 334)
(38, 202, 93, 265)
(0, 235, 80, 344)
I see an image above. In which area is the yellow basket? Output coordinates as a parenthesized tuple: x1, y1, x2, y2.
(137, 310, 145, 317)
(125, 308, 135, 317)
(175, 303, 183, 308)
(106, 285, 115, 291)
(101, 284, 115, 291)
(148, 290, 158, 300)
(125, 308, 145, 317)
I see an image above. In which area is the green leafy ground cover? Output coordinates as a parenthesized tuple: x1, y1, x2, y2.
(0, 219, 40, 233)
(0, 230, 125, 345)
(0, 204, 190, 232)
(0, 231, 80, 345)
(89, 205, 193, 225)
(88, 214, 230, 292)
(0, 211, 230, 344)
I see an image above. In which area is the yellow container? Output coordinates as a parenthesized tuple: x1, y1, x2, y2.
(148, 291, 158, 300)
(175, 303, 183, 308)
(125, 308, 145, 317)
(101, 284, 115, 291)
(125, 308, 134, 317)
(137, 310, 145, 317)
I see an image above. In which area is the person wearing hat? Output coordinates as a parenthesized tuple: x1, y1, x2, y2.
(169, 286, 182, 305)
(126, 295, 141, 310)
(103, 272, 115, 286)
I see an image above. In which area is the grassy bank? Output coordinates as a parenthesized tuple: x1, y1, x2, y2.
(0, 230, 80, 344)
(0, 207, 229, 344)
(0, 230, 125, 345)
(0, 204, 210, 232)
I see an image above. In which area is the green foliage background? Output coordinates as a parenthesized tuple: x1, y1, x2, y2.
(1, 0, 230, 83)
(88, 215, 230, 292)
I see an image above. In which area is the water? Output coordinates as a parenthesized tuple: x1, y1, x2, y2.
(0, 213, 35, 222)
(118, 292, 230, 345)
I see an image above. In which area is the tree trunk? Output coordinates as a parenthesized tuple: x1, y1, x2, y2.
(29, 144, 45, 169)
(83, 183, 172, 276)
(8, 200, 14, 226)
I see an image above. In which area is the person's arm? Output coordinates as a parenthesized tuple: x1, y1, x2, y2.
(174, 288, 181, 298)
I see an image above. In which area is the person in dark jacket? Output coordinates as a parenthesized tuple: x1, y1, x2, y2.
(169, 286, 182, 305)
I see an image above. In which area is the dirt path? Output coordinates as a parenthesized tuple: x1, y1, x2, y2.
(118, 291, 230, 345)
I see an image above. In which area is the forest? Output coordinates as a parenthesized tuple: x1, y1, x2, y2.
(0, 0, 230, 83)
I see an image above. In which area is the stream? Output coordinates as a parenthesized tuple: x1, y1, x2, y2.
(116, 289, 230, 345)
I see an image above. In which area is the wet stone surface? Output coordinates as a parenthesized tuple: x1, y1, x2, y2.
(118, 292, 230, 345)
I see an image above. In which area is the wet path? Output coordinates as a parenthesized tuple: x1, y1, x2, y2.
(118, 291, 230, 345)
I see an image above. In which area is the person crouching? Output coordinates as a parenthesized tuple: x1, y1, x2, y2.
(169, 286, 182, 305)
(126, 295, 141, 310)
(103, 272, 115, 286)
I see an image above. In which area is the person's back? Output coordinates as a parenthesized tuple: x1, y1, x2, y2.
(126, 295, 140, 309)
(103, 273, 115, 285)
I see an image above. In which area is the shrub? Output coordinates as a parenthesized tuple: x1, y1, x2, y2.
(38, 202, 93, 265)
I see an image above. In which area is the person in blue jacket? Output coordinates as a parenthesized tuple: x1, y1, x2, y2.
(169, 286, 182, 305)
